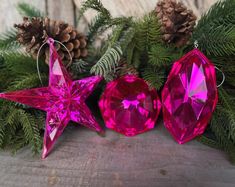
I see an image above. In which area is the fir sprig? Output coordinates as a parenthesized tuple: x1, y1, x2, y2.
(17, 2, 45, 18)
(0, 2, 46, 154)
(78, 0, 132, 43)
(142, 66, 165, 90)
(192, 0, 235, 56)
(90, 44, 122, 79)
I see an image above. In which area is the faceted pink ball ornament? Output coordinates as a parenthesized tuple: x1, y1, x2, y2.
(99, 75, 161, 136)
(162, 49, 218, 144)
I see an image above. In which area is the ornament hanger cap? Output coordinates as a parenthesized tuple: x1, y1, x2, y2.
(47, 37, 55, 45)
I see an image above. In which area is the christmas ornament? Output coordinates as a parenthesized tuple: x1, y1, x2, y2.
(155, 0, 197, 47)
(15, 17, 88, 63)
(99, 75, 161, 136)
(161, 48, 218, 144)
(0, 38, 102, 158)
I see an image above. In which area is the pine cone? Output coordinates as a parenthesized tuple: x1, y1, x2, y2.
(155, 0, 197, 47)
(115, 59, 139, 78)
(14, 17, 88, 64)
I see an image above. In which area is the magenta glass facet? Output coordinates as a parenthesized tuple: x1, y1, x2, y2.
(0, 38, 102, 158)
(162, 49, 218, 144)
(99, 75, 161, 136)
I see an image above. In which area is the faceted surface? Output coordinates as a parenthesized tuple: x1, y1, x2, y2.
(0, 38, 102, 158)
(162, 49, 218, 144)
(99, 75, 161, 136)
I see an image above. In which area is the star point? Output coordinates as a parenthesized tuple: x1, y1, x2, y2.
(0, 38, 103, 158)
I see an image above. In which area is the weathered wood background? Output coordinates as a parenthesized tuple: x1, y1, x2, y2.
(1, 125, 235, 187)
(1, 1, 235, 187)
(0, 0, 218, 33)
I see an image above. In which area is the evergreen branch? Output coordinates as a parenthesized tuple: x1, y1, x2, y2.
(210, 108, 235, 163)
(142, 66, 165, 90)
(0, 29, 18, 49)
(17, 2, 45, 18)
(197, 135, 221, 150)
(4, 55, 39, 74)
(218, 88, 235, 141)
(109, 24, 126, 46)
(135, 13, 161, 52)
(148, 44, 174, 67)
(5, 107, 21, 131)
(78, 0, 111, 22)
(79, 0, 132, 43)
(119, 27, 136, 51)
(87, 14, 110, 42)
(9, 132, 28, 154)
(197, 0, 235, 29)
(8, 73, 47, 91)
(0, 29, 22, 58)
(72, 59, 89, 73)
(126, 41, 136, 65)
(18, 109, 42, 153)
(88, 15, 132, 42)
(131, 49, 141, 69)
(0, 120, 5, 147)
(90, 44, 122, 79)
(193, 0, 235, 56)
(194, 26, 235, 56)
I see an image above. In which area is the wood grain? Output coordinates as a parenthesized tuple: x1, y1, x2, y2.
(47, 0, 75, 25)
(0, 0, 46, 33)
(0, 124, 234, 187)
(74, 0, 218, 23)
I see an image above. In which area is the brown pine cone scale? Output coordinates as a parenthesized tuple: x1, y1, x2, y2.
(14, 17, 88, 64)
(155, 0, 197, 47)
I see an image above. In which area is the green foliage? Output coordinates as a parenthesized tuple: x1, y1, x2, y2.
(198, 88, 235, 164)
(87, 14, 110, 41)
(18, 109, 43, 153)
(192, 0, 235, 56)
(0, 29, 18, 49)
(0, 1, 47, 153)
(142, 66, 165, 89)
(0, 29, 22, 58)
(218, 89, 235, 141)
(78, 0, 110, 21)
(0, 104, 43, 154)
(148, 44, 179, 67)
(17, 2, 45, 17)
(72, 59, 89, 74)
(192, 1, 235, 164)
(90, 44, 122, 79)
(0, 52, 47, 154)
(78, 0, 132, 43)
(134, 13, 161, 52)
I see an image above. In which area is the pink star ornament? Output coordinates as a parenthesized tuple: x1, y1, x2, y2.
(0, 38, 103, 158)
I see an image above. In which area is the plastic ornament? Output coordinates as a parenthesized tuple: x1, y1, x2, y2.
(99, 75, 161, 136)
(161, 48, 218, 144)
(0, 38, 102, 158)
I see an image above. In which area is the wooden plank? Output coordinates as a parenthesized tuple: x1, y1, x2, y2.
(0, 0, 46, 33)
(74, 0, 218, 23)
(0, 124, 234, 187)
(47, 0, 75, 25)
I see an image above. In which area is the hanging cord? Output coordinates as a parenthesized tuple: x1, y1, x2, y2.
(194, 40, 225, 88)
(194, 40, 199, 48)
(36, 38, 73, 86)
(215, 66, 225, 88)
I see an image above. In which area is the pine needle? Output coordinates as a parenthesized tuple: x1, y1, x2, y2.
(90, 44, 122, 79)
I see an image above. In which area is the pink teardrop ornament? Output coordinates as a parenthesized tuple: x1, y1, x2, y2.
(162, 49, 218, 144)
(99, 75, 161, 136)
